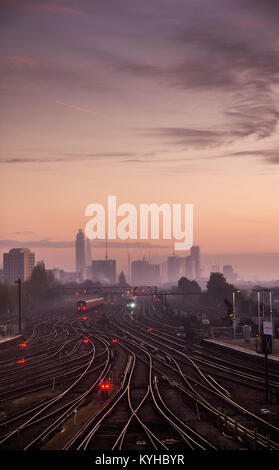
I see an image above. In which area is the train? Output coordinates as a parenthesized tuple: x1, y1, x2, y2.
(77, 297, 104, 313)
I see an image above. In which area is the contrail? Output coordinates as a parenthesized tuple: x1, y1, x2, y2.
(56, 101, 106, 117)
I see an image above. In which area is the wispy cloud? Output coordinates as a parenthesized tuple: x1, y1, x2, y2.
(56, 101, 106, 118)
(24, 3, 84, 17)
(0, 239, 172, 250)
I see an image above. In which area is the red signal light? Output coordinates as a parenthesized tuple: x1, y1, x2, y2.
(17, 359, 24, 365)
(83, 339, 89, 344)
(75, 291, 80, 296)
(82, 316, 87, 320)
(82, 306, 86, 310)
(20, 342, 27, 348)
(112, 339, 118, 343)
(147, 328, 152, 332)
(100, 382, 110, 390)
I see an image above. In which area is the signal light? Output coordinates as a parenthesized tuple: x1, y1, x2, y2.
(112, 338, 118, 343)
(83, 339, 89, 344)
(82, 306, 86, 310)
(83, 289, 87, 294)
(75, 291, 80, 296)
(82, 316, 87, 320)
(77, 307, 81, 311)
(20, 342, 27, 348)
(147, 328, 152, 332)
(17, 359, 24, 365)
(100, 383, 110, 390)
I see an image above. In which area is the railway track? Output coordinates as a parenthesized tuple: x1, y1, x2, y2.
(0, 299, 278, 451)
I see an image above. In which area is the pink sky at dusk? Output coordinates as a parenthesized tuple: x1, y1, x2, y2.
(1, 0, 279, 280)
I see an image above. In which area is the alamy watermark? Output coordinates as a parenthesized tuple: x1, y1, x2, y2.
(85, 195, 193, 251)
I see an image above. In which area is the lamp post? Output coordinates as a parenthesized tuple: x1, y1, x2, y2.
(232, 289, 240, 338)
(257, 290, 261, 334)
(269, 290, 273, 333)
(14, 278, 22, 334)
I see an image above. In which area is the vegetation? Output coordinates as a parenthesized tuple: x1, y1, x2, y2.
(0, 261, 62, 317)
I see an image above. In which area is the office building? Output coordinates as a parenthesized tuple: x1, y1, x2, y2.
(167, 256, 181, 283)
(223, 265, 237, 283)
(191, 246, 200, 279)
(185, 255, 194, 279)
(131, 260, 160, 285)
(75, 229, 86, 275)
(3, 248, 35, 284)
(75, 229, 93, 281)
(92, 259, 116, 284)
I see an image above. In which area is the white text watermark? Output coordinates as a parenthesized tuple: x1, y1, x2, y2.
(85, 196, 193, 251)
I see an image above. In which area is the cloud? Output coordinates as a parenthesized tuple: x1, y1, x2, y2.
(24, 3, 85, 16)
(0, 151, 149, 164)
(56, 101, 106, 118)
(229, 149, 279, 165)
(0, 239, 172, 250)
(1, 55, 111, 93)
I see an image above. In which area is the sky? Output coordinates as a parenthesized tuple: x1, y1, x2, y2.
(1, 0, 279, 279)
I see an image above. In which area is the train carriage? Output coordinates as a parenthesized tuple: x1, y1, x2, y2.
(77, 297, 104, 313)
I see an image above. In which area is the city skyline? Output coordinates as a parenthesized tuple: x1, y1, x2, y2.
(3, 233, 279, 283)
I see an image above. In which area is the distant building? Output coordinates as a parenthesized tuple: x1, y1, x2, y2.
(75, 229, 86, 276)
(131, 259, 160, 285)
(191, 246, 200, 279)
(75, 229, 93, 281)
(60, 271, 79, 284)
(51, 268, 63, 282)
(223, 265, 237, 283)
(185, 255, 194, 279)
(211, 264, 220, 272)
(3, 248, 35, 284)
(92, 259, 116, 284)
(161, 261, 168, 283)
(167, 256, 181, 283)
(86, 238, 92, 265)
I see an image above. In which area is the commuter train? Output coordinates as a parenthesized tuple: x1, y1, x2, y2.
(77, 297, 104, 313)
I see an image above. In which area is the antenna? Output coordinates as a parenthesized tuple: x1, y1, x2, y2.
(125, 240, 131, 283)
(105, 233, 108, 260)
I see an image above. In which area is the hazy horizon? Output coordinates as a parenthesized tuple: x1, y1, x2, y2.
(1, 238, 279, 281)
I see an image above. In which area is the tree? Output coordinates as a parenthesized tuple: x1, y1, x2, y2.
(118, 271, 128, 287)
(0, 283, 16, 315)
(178, 276, 201, 294)
(206, 272, 235, 311)
(26, 261, 59, 300)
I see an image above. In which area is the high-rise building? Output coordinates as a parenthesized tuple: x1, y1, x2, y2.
(92, 259, 116, 284)
(131, 260, 160, 285)
(86, 238, 92, 265)
(3, 248, 35, 284)
(185, 255, 194, 279)
(191, 246, 200, 279)
(223, 265, 237, 283)
(75, 229, 86, 276)
(167, 256, 181, 283)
